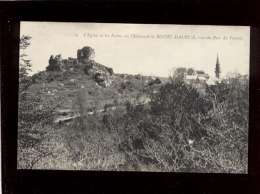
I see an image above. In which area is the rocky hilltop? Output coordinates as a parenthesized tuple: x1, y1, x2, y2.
(28, 46, 165, 124)
(45, 46, 114, 87)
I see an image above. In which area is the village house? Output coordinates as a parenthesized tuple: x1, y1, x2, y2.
(184, 71, 210, 85)
(184, 71, 209, 95)
(183, 55, 221, 94)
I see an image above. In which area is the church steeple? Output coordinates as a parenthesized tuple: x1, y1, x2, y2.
(215, 53, 221, 79)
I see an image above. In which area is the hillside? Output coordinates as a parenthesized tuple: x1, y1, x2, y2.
(17, 46, 248, 173)
(28, 46, 165, 122)
(18, 47, 169, 170)
(28, 58, 166, 124)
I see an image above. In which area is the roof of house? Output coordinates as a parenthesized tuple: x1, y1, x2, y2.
(185, 75, 197, 80)
(197, 76, 207, 81)
(186, 74, 209, 80)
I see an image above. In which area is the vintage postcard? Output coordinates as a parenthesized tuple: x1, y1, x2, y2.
(18, 22, 249, 173)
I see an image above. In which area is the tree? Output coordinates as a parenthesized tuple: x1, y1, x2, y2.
(19, 35, 32, 92)
(187, 68, 195, 75)
(172, 67, 187, 80)
(196, 70, 205, 74)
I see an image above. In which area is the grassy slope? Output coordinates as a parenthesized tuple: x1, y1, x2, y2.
(18, 70, 166, 170)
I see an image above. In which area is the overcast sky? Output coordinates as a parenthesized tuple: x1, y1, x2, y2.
(20, 22, 250, 77)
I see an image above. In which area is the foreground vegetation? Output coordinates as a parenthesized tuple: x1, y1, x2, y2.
(18, 74, 248, 173)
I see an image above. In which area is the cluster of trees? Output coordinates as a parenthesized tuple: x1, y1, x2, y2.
(103, 75, 248, 172)
(18, 36, 63, 168)
(71, 72, 248, 172)
(19, 35, 33, 93)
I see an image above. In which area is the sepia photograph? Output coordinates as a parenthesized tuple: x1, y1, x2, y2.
(17, 22, 249, 173)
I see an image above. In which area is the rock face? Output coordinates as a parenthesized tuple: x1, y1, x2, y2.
(83, 60, 113, 76)
(94, 72, 112, 87)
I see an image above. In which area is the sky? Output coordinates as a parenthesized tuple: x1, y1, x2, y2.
(20, 22, 250, 78)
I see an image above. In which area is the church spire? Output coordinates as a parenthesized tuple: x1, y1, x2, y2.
(215, 53, 221, 79)
(216, 53, 219, 65)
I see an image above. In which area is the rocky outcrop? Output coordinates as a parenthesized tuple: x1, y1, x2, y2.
(94, 72, 112, 87)
(46, 55, 64, 71)
(77, 46, 95, 64)
(46, 46, 114, 87)
(61, 57, 78, 70)
(83, 59, 113, 88)
(83, 60, 113, 76)
(82, 59, 113, 87)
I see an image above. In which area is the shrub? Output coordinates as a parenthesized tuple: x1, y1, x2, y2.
(107, 67, 114, 75)
(18, 89, 62, 168)
(19, 70, 248, 172)
(150, 79, 212, 125)
(114, 76, 249, 172)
